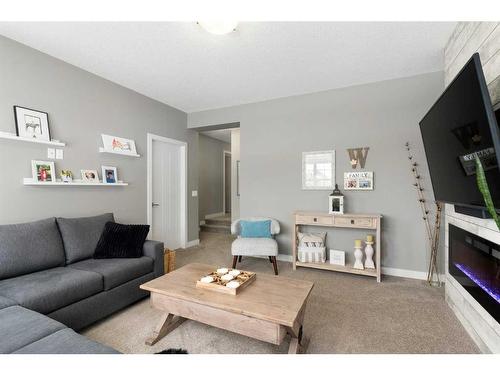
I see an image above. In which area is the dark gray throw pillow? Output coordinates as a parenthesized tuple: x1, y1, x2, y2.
(93, 222, 150, 259)
(57, 213, 115, 264)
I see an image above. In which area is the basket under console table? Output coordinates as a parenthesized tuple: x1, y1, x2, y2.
(292, 211, 382, 282)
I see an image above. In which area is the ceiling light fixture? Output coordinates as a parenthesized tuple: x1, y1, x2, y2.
(198, 21, 238, 35)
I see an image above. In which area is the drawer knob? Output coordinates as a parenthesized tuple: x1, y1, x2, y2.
(313, 217, 318, 222)
(351, 219, 355, 224)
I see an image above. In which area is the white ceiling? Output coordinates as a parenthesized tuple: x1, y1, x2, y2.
(200, 129, 232, 143)
(0, 22, 456, 113)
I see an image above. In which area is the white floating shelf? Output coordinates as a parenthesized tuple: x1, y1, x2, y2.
(99, 147, 140, 157)
(0, 131, 66, 147)
(23, 178, 128, 186)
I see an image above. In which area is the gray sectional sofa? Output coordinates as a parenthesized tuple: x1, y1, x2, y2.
(0, 213, 164, 354)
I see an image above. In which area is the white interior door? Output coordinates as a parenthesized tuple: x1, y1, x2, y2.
(152, 139, 182, 249)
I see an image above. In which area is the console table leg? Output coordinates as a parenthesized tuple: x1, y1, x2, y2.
(145, 313, 186, 346)
(287, 325, 304, 354)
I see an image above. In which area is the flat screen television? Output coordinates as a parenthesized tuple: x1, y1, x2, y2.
(419, 53, 500, 216)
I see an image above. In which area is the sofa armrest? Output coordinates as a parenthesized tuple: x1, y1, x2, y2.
(143, 240, 164, 277)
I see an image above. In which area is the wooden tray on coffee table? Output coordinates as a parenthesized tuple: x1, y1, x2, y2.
(196, 269, 256, 295)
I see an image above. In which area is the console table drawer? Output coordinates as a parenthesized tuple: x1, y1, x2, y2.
(334, 216, 375, 228)
(296, 214, 333, 225)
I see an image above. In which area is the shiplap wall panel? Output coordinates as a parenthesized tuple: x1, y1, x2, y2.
(444, 22, 500, 108)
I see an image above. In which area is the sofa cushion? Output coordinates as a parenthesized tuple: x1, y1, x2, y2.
(68, 257, 153, 290)
(0, 217, 65, 279)
(13, 328, 119, 354)
(57, 213, 114, 264)
(0, 295, 17, 310)
(231, 237, 278, 256)
(0, 267, 103, 314)
(93, 222, 150, 259)
(0, 306, 65, 353)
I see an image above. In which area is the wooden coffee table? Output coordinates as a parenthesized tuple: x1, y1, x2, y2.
(140, 263, 314, 354)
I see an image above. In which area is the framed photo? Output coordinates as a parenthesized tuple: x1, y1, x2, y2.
(302, 150, 335, 190)
(344, 171, 374, 190)
(14, 106, 51, 141)
(31, 160, 55, 182)
(81, 170, 99, 183)
(101, 166, 118, 184)
(101, 134, 137, 155)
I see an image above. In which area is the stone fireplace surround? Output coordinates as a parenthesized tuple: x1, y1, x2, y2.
(445, 204, 500, 353)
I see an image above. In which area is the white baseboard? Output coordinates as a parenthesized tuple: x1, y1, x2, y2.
(276, 255, 444, 281)
(184, 239, 200, 248)
(205, 212, 225, 219)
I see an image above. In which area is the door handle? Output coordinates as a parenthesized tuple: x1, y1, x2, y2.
(152, 203, 160, 207)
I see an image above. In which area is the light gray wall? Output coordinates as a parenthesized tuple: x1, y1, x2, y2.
(188, 72, 444, 272)
(445, 22, 500, 107)
(198, 134, 230, 219)
(0, 35, 199, 242)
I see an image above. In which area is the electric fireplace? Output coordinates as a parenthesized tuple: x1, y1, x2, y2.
(449, 224, 500, 323)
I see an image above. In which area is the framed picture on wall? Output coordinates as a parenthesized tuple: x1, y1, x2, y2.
(31, 160, 55, 182)
(344, 171, 374, 190)
(81, 170, 100, 183)
(14, 106, 51, 141)
(101, 134, 137, 155)
(101, 166, 118, 184)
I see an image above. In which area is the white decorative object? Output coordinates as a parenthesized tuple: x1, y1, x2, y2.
(14, 106, 51, 141)
(229, 269, 241, 277)
(101, 134, 138, 156)
(226, 281, 240, 289)
(364, 241, 375, 269)
(302, 150, 335, 190)
(298, 246, 326, 263)
(353, 240, 364, 270)
(101, 166, 118, 184)
(81, 169, 99, 183)
(216, 268, 228, 275)
(328, 184, 344, 214)
(329, 249, 345, 266)
(344, 171, 374, 190)
(221, 274, 234, 282)
(31, 160, 56, 182)
(200, 276, 214, 284)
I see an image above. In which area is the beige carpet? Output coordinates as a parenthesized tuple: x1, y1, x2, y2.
(81, 232, 479, 354)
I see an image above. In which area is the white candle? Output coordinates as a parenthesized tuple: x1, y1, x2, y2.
(221, 274, 234, 282)
(229, 269, 241, 276)
(216, 267, 229, 275)
(226, 281, 240, 289)
(200, 276, 214, 284)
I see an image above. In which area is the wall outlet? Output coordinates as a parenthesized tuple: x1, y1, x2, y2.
(47, 148, 55, 159)
(192, 190, 198, 197)
(55, 149, 64, 159)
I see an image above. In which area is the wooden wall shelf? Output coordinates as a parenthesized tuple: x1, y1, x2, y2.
(293, 211, 382, 282)
(0, 131, 65, 147)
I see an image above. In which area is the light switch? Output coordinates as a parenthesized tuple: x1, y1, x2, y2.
(192, 190, 198, 197)
(47, 148, 55, 159)
(56, 149, 64, 159)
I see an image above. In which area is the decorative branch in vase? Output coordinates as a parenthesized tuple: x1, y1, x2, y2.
(405, 142, 442, 286)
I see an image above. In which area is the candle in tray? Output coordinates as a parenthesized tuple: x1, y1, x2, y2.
(229, 269, 241, 276)
(200, 276, 214, 284)
(354, 239, 362, 248)
(216, 267, 229, 275)
(221, 274, 234, 282)
(226, 281, 240, 289)
(366, 235, 374, 243)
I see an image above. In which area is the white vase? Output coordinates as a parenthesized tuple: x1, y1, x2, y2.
(353, 246, 364, 269)
(364, 242, 375, 269)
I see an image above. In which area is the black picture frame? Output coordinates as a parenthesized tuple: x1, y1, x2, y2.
(13, 105, 51, 140)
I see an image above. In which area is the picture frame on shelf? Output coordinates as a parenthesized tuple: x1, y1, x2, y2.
(14, 106, 51, 141)
(101, 166, 118, 184)
(101, 134, 137, 155)
(343, 171, 374, 190)
(31, 160, 55, 182)
(81, 169, 99, 183)
(60, 170, 73, 183)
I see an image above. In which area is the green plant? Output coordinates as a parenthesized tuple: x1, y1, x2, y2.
(475, 155, 500, 230)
